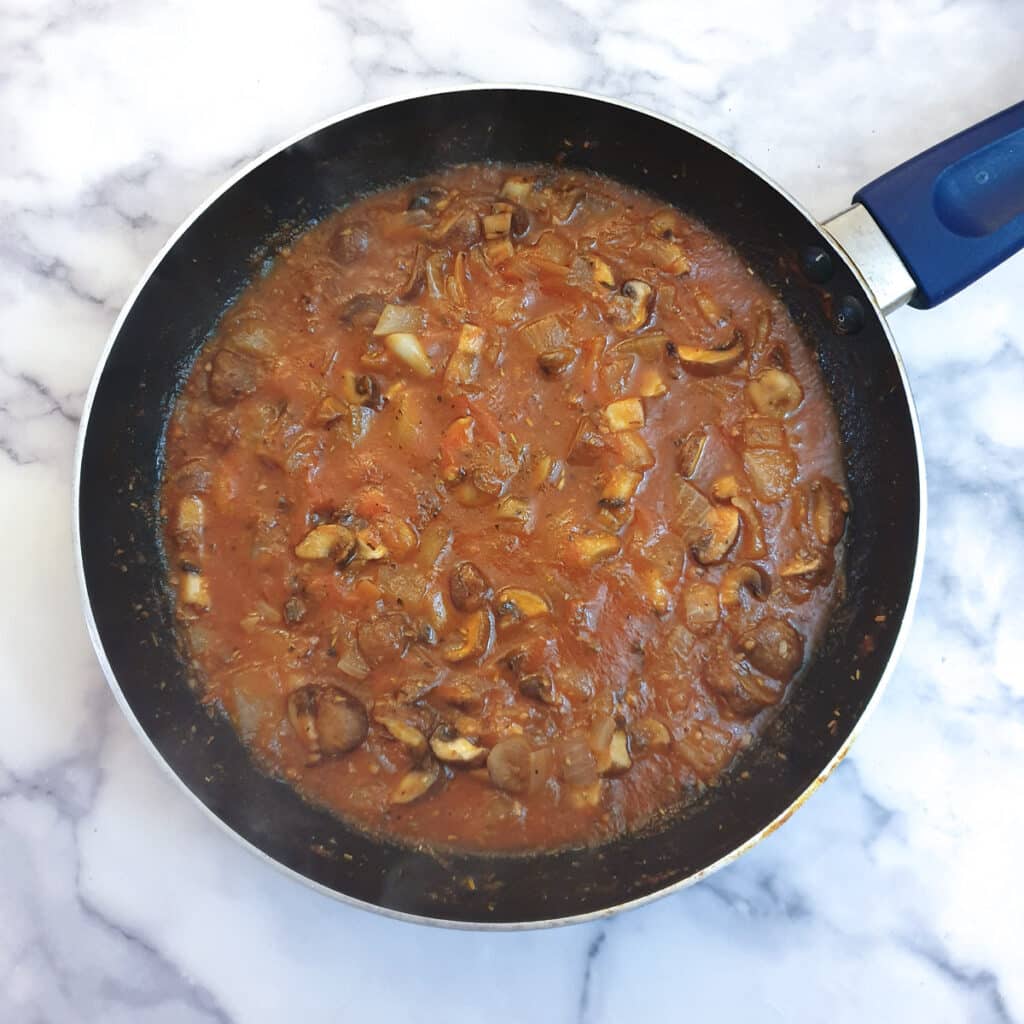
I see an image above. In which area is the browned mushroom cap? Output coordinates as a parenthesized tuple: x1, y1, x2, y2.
(747, 369, 803, 416)
(537, 346, 577, 376)
(287, 685, 368, 761)
(449, 562, 492, 612)
(316, 688, 369, 756)
(692, 505, 740, 565)
(738, 617, 805, 682)
(356, 612, 412, 666)
(208, 349, 262, 405)
(487, 737, 533, 793)
(705, 653, 784, 716)
(720, 564, 771, 608)
(429, 724, 488, 767)
(339, 293, 385, 330)
(328, 222, 370, 264)
(668, 338, 744, 375)
(496, 588, 551, 626)
(808, 478, 850, 546)
(390, 758, 441, 804)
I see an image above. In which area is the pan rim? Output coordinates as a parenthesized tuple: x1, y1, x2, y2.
(72, 82, 928, 930)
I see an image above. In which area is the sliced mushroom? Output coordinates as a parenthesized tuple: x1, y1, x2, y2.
(487, 737, 533, 794)
(375, 714, 429, 761)
(692, 505, 740, 565)
(341, 371, 383, 410)
(631, 717, 671, 754)
(398, 243, 427, 300)
(612, 329, 668, 361)
(328, 222, 370, 264)
(694, 290, 728, 328)
(443, 608, 494, 663)
(294, 524, 356, 564)
(674, 429, 707, 478)
(537, 346, 577, 376)
(738, 617, 805, 682)
(449, 561, 492, 613)
(430, 725, 488, 767)
(648, 208, 685, 240)
(407, 184, 448, 212)
(668, 339, 744, 375)
(354, 528, 389, 562)
(607, 279, 654, 332)
(208, 349, 262, 405)
(731, 495, 766, 558)
(288, 685, 368, 761)
(808, 479, 850, 546)
(286, 686, 319, 753)
(390, 759, 441, 804)
(747, 369, 803, 416)
(496, 587, 550, 625)
(602, 397, 645, 433)
(710, 475, 740, 501)
(339, 293, 385, 330)
(316, 688, 370, 756)
(780, 549, 827, 580)
(721, 564, 771, 608)
(518, 669, 557, 704)
(494, 496, 535, 530)
(356, 612, 412, 666)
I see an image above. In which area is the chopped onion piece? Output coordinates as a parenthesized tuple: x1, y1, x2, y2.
(384, 333, 434, 378)
(372, 303, 426, 336)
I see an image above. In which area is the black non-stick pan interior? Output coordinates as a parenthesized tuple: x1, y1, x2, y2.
(78, 88, 921, 925)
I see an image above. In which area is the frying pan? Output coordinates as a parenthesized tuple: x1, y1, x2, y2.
(73, 86, 1024, 928)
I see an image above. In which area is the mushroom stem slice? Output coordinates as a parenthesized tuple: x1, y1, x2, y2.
(430, 726, 488, 767)
(390, 759, 441, 804)
(568, 531, 621, 567)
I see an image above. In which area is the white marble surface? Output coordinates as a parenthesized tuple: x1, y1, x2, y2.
(3, 0, 1024, 1019)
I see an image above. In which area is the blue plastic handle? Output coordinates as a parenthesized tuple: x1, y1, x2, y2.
(854, 100, 1024, 308)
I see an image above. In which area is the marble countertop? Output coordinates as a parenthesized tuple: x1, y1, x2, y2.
(3, 1, 1024, 1020)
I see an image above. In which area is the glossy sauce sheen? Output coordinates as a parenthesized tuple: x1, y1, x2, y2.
(162, 164, 848, 852)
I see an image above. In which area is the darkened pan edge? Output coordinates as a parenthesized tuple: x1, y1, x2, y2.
(73, 85, 926, 929)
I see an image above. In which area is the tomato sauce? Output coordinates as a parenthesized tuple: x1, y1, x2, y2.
(161, 164, 848, 852)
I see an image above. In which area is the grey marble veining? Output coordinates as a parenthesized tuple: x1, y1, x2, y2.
(2, 1, 1023, 1020)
